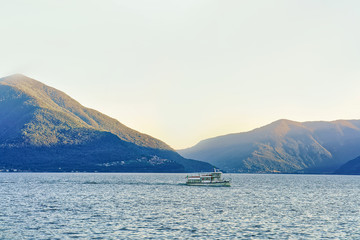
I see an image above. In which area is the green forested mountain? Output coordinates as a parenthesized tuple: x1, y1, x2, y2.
(0, 74, 213, 172)
(178, 119, 360, 173)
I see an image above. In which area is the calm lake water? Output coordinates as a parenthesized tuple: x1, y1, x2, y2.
(0, 173, 359, 239)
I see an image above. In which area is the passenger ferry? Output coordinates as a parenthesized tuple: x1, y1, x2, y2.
(185, 169, 231, 187)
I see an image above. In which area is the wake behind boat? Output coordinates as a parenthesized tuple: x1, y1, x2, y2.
(185, 169, 231, 187)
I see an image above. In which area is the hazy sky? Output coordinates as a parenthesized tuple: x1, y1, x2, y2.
(1, 0, 360, 149)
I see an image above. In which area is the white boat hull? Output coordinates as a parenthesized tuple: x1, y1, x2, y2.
(186, 181, 231, 187)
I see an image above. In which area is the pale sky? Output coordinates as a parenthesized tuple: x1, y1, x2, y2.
(1, 0, 360, 149)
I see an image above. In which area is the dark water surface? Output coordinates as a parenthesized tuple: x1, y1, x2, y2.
(0, 173, 359, 239)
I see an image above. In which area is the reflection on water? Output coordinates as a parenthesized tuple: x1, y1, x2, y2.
(0, 173, 359, 239)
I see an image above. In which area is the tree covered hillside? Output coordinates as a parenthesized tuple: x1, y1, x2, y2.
(0, 74, 213, 172)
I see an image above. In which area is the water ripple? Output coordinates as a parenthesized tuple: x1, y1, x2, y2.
(0, 173, 359, 239)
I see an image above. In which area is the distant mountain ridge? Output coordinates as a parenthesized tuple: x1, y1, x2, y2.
(335, 156, 360, 174)
(178, 119, 360, 173)
(0, 74, 213, 172)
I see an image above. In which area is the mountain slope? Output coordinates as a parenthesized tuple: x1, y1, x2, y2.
(178, 119, 360, 173)
(0, 74, 213, 172)
(335, 156, 360, 175)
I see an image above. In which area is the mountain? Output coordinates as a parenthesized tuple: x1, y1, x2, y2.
(0, 74, 213, 172)
(335, 156, 360, 175)
(178, 119, 360, 173)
